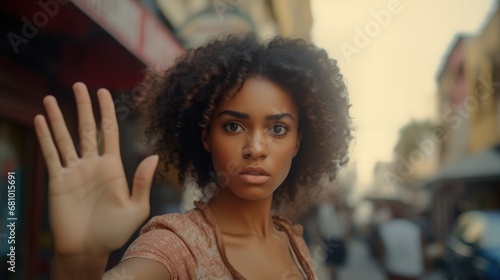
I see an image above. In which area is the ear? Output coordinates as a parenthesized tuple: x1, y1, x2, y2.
(293, 132, 302, 157)
(201, 128, 211, 152)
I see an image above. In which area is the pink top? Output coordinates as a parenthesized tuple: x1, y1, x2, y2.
(121, 201, 317, 279)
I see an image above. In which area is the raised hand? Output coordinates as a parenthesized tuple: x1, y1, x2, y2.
(34, 82, 159, 258)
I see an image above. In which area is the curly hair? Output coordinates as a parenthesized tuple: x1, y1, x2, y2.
(135, 33, 352, 208)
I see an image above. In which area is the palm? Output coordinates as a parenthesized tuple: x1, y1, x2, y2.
(34, 83, 158, 257)
(50, 155, 132, 255)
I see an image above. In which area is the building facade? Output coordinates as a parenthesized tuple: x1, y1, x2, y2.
(430, 3, 500, 244)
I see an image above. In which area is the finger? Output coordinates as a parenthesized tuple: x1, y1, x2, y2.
(131, 155, 159, 206)
(33, 115, 66, 182)
(74, 82, 98, 157)
(97, 88, 120, 157)
(43, 95, 80, 167)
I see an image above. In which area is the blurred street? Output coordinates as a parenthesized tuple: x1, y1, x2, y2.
(337, 238, 384, 280)
(312, 236, 383, 280)
(1, 0, 499, 279)
(315, 238, 446, 280)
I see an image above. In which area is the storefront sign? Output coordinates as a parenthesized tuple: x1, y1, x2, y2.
(71, 0, 184, 68)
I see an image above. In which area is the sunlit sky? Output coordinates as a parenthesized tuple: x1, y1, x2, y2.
(311, 0, 497, 195)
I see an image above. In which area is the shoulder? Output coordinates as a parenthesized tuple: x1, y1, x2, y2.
(273, 214, 318, 279)
(141, 207, 209, 235)
(273, 214, 304, 237)
(273, 215, 309, 258)
(132, 207, 216, 254)
(121, 207, 219, 278)
(122, 208, 203, 247)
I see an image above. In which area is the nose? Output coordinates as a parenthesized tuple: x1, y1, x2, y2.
(242, 131, 268, 160)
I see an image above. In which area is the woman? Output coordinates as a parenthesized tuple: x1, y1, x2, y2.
(33, 33, 351, 279)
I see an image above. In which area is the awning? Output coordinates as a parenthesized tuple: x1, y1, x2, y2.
(425, 145, 500, 185)
(71, 0, 184, 68)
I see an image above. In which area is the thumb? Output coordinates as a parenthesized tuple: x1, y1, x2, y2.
(131, 154, 159, 205)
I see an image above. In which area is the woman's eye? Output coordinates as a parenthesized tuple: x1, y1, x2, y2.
(223, 122, 243, 132)
(269, 124, 288, 136)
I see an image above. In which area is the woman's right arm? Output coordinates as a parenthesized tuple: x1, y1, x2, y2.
(34, 82, 169, 280)
(51, 254, 171, 280)
(102, 258, 171, 280)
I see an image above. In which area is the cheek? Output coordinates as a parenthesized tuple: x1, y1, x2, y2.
(283, 146, 298, 164)
(209, 135, 240, 170)
(273, 140, 298, 168)
(277, 131, 299, 153)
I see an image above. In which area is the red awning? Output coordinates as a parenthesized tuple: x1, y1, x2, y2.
(71, 0, 184, 69)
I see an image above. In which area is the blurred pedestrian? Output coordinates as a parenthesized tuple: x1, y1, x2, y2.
(317, 200, 348, 279)
(374, 201, 427, 280)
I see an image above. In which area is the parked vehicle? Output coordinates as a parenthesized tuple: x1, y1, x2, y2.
(444, 211, 500, 280)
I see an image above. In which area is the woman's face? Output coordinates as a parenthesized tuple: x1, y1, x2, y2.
(202, 77, 300, 201)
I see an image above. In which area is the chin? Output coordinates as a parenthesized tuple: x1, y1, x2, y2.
(226, 185, 275, 202)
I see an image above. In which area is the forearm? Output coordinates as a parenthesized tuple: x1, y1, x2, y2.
(52, 253, 109, 280)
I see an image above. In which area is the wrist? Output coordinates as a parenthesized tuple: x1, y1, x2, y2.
(52, 252, 109, 280)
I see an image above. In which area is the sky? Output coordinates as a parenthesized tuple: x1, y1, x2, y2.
(310, 0, 497, 196)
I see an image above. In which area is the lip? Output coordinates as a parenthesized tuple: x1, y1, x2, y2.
(239, 166, 270, 184)
(239, 166, 270, 176)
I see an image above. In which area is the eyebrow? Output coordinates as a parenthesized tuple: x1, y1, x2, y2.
(217, 110, 295, 121)
(217, 110, 249, 119)
(265, 113, 295, 121)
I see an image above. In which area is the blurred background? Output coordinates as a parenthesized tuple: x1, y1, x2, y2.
(0, 0, 499, 279)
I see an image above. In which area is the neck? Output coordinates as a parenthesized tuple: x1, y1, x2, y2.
(207, 187, 276, 239)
